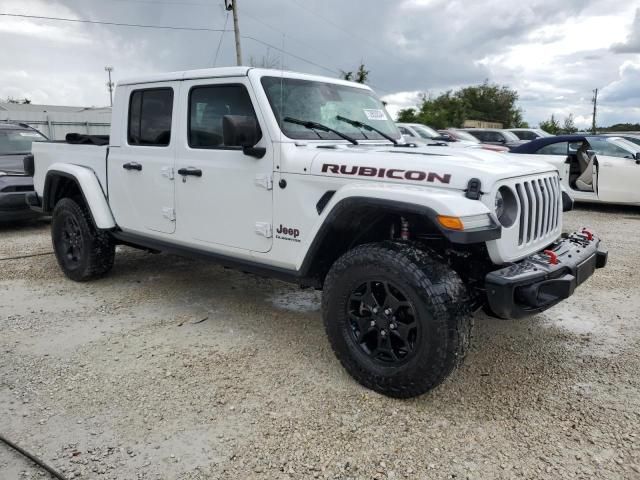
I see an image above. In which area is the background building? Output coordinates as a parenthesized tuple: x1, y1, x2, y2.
(0, 102, 111, 139)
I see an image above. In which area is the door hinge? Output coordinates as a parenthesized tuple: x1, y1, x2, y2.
(255, 222, 272, 238)
(161, 167, 175, 180)
(254, 173, 273, 190)
(162, 207, 176, 221)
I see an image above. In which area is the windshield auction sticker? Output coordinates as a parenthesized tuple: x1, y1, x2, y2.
(363, 109, 386, 121)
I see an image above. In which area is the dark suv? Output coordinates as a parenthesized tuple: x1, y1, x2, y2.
(460, 128, 527, 150)
(0, 122, 48, 221)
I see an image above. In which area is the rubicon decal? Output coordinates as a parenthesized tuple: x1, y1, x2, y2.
(321, 164, 451, 184)
(275, 224, 301, 243)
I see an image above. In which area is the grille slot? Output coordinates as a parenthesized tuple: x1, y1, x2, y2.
(513, 174, 561, 246)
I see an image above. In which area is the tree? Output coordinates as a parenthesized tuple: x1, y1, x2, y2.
(562, 113, 577, 134)
(394, 81, 525, 129)
(341, 63, 369, 84)
(539, 114, 561, 135)
(397, 108, 418, 123)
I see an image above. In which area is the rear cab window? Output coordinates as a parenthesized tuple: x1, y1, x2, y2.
(128, 88, 174, 147)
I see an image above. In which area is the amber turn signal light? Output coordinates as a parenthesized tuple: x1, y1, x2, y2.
(437, 215, 464, 231)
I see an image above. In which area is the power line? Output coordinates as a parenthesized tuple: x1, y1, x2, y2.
(239, 7, 341, 67)
(0, 10, 393, 91)
(285, 0, 396, 58)
(0, 12, 226, 31)
(212, 12, 230, 66)
(0, 12, 340, 74)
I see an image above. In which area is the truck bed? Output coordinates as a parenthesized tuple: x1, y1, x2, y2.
(32, 141, 108, 196)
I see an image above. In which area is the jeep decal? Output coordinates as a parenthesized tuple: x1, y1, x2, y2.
(321, 163, 451, 184)
(275, 224, 301, 243)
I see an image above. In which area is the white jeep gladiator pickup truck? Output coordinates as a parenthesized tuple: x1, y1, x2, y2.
(26, 67, 607, 398)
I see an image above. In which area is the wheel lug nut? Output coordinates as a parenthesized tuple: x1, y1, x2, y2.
(390, 323, 397, 330)
(384, 308, 392, 315)
(370, 320, 376, 327)
(372, 307, 379, 314)
(380, 330, 387, 337)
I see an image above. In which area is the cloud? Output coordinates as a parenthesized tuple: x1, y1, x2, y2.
(600, 61, 640, 103)
(0, 0, 638, 127)
(611, 8, 640, 53)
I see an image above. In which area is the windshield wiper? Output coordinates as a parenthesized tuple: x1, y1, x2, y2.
(283, 117, 358, 145)
(336, 115, 398, 146)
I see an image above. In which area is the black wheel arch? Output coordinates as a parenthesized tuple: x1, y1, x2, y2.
(42, 170, 86, 213)
(299, 196, 499, 286)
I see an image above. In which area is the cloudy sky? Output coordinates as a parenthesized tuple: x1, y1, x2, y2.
(1, 0, 639, 128)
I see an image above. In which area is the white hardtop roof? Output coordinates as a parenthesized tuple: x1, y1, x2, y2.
(117, 67, 372, 91)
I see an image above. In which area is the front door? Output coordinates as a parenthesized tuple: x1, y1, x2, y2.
(108, 84, 178, 235)
(174, 78, 273, 252)
(598, 154, 640, 203)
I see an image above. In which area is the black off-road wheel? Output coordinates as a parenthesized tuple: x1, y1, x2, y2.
(322, 242, 472, 398)
(51, 197, 115, 282)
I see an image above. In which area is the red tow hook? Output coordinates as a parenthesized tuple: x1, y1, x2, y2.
(581, 228, 594, 241)
(543, 249, 559, 265)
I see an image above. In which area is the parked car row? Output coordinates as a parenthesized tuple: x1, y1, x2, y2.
(396, 123, 511, 152)
(395, 121, 639, 206)
(510, 134, 640, 205)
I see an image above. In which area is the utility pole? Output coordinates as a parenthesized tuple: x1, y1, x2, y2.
(105, 66, 114, 107)
(225, 0, 242, 65)
(591, 88, 598, 134)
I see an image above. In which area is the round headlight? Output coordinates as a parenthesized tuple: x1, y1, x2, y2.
(495, 186, 517, 227)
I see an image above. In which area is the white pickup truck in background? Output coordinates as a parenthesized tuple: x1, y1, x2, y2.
(26, 67, 607, 397)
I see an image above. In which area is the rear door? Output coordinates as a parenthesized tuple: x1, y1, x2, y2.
(174, 77, 273, 252)
(108, 84, 178, 234)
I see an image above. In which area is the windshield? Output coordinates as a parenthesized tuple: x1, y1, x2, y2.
(621, 135, 640, 146)
(535, 129, 554, 137)
(411, 124, 439, 139)
(261, 76, 400, 142)
(0, 129, 47, 155)
(613, 137, 640, 153)
(450, 130, 479, 142)
(584, 137, 638, 158)
(502, 130, 521, 142)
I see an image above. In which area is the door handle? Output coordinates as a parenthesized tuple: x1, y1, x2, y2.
(177, 167, 202, 177)
(123, 162, 142, 171)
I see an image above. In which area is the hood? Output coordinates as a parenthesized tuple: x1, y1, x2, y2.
(309, 143, 556, 191)
(0, 154, 26, 174)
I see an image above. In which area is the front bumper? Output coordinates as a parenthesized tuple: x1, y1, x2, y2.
(485, 230, 607, 319)
(0, 175, 41, 221)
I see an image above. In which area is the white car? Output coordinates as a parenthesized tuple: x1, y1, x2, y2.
(396, 122, 478, 147)
(27, 67, 606, 398)
(511, 134, 640, 205)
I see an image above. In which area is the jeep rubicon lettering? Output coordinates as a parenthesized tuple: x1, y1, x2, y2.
(27, 68, 607, 398)
(321, 163, 452, 183)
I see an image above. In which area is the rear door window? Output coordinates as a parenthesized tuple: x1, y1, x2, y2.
(128, 88, 174, 146)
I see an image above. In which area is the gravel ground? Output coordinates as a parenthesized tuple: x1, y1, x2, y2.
(1, 205, 639, 480)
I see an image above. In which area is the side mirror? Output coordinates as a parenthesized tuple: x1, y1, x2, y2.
(222, 115, 265, 158)
(635, 152, 640, 163)
(434, 135, 452, 142)
(498, 138, 507, 144)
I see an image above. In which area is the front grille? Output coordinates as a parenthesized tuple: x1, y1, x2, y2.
(514, 173, 561, 246)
